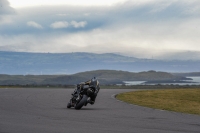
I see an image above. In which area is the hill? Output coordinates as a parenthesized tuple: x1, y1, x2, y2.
(0, 51, 200, 75)
(0, 70, 187, 85)
(173, 72, 200, 77)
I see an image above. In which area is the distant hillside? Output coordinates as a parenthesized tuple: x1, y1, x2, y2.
(0, 51, 137, 74)
(0, 51, 200, 74)
(73, 70, 184, 81)
(0, 70, 186, 85)
(173, 72, 200, 77)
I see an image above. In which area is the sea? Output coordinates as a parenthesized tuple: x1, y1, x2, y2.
(123, 76, 200, 86)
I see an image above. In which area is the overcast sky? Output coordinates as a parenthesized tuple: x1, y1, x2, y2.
(1, 0, 200, 59)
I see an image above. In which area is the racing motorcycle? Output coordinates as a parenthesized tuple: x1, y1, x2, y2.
(67, 77, 100, 110)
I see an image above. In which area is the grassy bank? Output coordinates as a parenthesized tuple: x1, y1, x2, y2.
(116, 89, 200, 115)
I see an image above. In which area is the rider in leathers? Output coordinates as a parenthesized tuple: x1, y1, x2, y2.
(73, 77, 100, 104)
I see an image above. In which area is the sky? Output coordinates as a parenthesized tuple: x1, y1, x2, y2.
(1, 0, 200, 59)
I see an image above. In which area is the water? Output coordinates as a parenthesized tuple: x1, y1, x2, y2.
(181, 76, 200, 85)
(187, 77, 200, 83)
(123, 76, 200, 85)
(123, 81, 146, 85)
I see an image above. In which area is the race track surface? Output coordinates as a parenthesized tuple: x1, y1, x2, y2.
(0, 88, 200, 133)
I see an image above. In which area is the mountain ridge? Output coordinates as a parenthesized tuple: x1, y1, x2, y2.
(0, 70, 187, 85)
(0, 51, 200, 74)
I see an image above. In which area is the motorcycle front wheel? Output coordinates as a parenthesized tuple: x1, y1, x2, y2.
(67, 102, 71, 108)
(75, 95, 88, 110)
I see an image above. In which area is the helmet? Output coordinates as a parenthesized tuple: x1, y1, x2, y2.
(91, 77, 96, 82)
(90, 77, 98, 88)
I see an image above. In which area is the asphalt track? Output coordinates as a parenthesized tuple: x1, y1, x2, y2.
(0, 88, 200, 133)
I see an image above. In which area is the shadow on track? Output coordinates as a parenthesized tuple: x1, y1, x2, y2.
(63, 107, 108, 111)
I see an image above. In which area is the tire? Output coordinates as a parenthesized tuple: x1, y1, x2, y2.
(75, 95, 88, 110)
(67, 102, 71, 108)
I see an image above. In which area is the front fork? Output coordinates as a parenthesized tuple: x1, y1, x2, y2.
(72, 94, 82, 106)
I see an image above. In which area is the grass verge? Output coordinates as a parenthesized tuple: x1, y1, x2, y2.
(116, 89, 200, 115)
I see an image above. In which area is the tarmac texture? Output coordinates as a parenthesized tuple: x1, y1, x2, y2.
(0, 88, 200, 133)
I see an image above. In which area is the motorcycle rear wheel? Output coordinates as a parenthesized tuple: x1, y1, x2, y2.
(75, 95, 88, 110)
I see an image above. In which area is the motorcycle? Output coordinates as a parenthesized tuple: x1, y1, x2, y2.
(67, 78, 100, 110)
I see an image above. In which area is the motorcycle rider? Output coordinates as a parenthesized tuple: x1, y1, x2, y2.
(72, 77, 100, 104)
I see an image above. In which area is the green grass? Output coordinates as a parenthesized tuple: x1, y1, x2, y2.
(116, 89, 200, 115)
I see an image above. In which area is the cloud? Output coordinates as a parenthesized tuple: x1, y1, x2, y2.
(50, 21, 69, 29)
(50, 21, 87, 29)
(71, 21, 87, 28)
(1, 0, 200, 60)
(0, 0, 15, 25)
(56, 14, 68, 16)
(27, 21, 43, 29)
(0, 15, 12, 25)
(0, 0, 15, 15)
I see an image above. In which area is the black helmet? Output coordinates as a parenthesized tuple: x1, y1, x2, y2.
(91, 77, 96, 82)
(90, 77, 98, 88)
